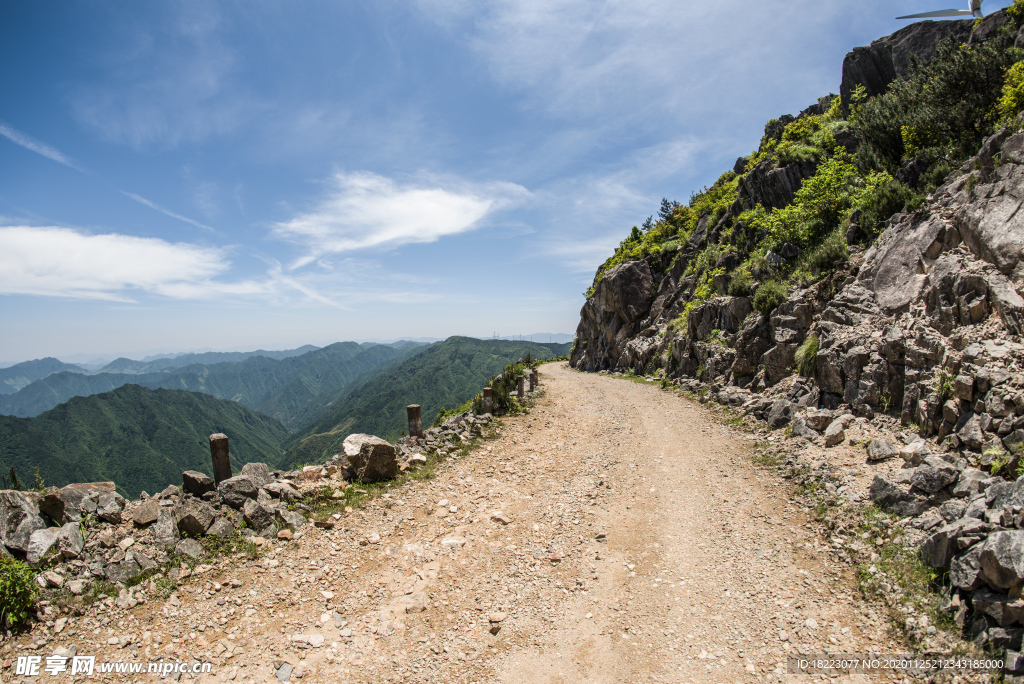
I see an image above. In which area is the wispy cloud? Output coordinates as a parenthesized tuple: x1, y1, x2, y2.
(119, 191, 216, 232)
(0, 123, 85, 172)
(273, 171, 529, 268)
(0, 225, 262, 301)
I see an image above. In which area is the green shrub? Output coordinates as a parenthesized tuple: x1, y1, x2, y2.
(856, 177, 924, 234)
(728, 268, 754, 297)
(856, 35, 1021, 174)
(1009, 0, 1024, 27)
(795, 336, 820, 377)
(998, 61, 1024, 124)
(753, 280, 788, 316)
(782, 115, 823, 143)
(804, 230, 848, 273)
(0, 555, 37, 627)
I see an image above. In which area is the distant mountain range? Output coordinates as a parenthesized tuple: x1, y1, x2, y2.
(0, 336, 569, 496)
(0, 384, 290, 499)
(97, 345, 321, 374)
(0, 358, 85, 395)
(284, 337, 570, 464)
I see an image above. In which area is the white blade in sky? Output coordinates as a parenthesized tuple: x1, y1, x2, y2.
(896, 8, 975, 17)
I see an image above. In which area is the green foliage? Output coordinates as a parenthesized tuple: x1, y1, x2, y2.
(795, 336, 820, 377)
(752, 280, 788, 316)
(935, 368, 956, 401)
(782, 115, 822, 143)
(285, 338, 568, 463)
(998, 61, 1024, 125)
(856, 36, 1021, 174)
(0, 384, 290, 499)
(855, 175, 925, 234)
(728, 268, 754, 297)
(2, 467, 21, 491)
(1009, 0, 1024, 26)
(803, 230, 849, 274)
(0, 555, 37, 627)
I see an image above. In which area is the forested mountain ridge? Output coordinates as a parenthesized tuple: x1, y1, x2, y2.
(0, 384, 289, 499)
(0, 358, 84, 395)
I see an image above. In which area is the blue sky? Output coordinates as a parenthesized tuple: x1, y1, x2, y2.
(0, 0, 1009, 363)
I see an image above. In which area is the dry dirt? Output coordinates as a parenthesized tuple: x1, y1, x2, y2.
(7, 362, 907, 684)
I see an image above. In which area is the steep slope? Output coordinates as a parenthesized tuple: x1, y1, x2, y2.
(0, 384, 289, 499)
(99, 345, 320, 374)
(0, 358, 84, 395)
(0, 342, 409, 426)
(285, 337, 570, 462)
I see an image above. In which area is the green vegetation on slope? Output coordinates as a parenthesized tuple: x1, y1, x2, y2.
(285, 337, 570, 464)
(0, 384, 289, 499)
(587, 22, 1023, 323)
(98, 345, 320, 374)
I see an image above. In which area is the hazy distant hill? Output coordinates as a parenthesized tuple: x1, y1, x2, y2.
(99, 345, 321, 374)
(284, 336, 570, 464)
(0, 358, 85, 395)
(0, 385, 289, 499)
(0, 343, 414, 427)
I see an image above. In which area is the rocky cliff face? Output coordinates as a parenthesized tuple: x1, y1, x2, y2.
(571, 14, 1024, 665)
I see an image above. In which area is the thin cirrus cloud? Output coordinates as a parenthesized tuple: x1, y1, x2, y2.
(0, 225, 265, 302)
(0, 123, 85, 172)
(273, 171, 529, 269)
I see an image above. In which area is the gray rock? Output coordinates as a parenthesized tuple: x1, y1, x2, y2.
(867, 438, 899, 462)
(174, 538, 204, 559)
(240, 463, 275, 489)
(258, 523, 280, 539)
(104, 562, 128, 585)
(951, 544, 985, 590)
(958, 412, 986, 451)
(182, 471, 216, 497)
(910, 456, 959, 494)
(26, 527, 60, 567)
(218, 476, 258, 509)
(133, 500, 159, 526)
(824, 421, 845, 447)
(790, 415, 817, 439)
(980, 531, 1024, 590)
(38, 482, 115, 524)
(938, 499, 968, 522)
(277, 509, 307, 531)
(276, 662, 293, 682)
(67, 579, 90, 596)
(869, 474, 927, 516)
(972, 590, 1024, 627)
(206, 517, 234, 539)
(264, 482, 301, 502)
(242, 499, 275, 532)
(955, 374, 975, 401)
(174, 499, 215, 536)
(804, 409, 833, 431)
(0, 490, 46, 552)
(953, 469, 995, 498)
(56, 522, 84, 559)
(346, 435, 400, 483)
(767, 399, 794, 429)
(152, 508, 180, 549)
(96, 491, 126, 524)
(922, 518, 987, 569)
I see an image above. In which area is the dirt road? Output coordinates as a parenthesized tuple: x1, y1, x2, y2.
(44, 363, 901, 683)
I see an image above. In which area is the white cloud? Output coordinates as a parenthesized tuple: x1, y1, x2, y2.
(273, 171, 528, 267)
(0, 123, 84, 172)
(119, 191, 215, 232)
(0, 226, 264, 301)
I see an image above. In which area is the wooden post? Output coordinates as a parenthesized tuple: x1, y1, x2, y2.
(482, 388, 492, 415)
(529, 371, 538, 392)
(209, 433, 231, 485)
(517, 376, 526, 400)
(407, 404, 423, 438)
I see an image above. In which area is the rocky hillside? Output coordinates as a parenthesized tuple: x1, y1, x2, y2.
(571, 7, 1024, 667)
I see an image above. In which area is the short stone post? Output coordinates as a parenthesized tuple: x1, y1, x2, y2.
(483, 388, 493, 415)
(209, 433, 232, 485)
(407, 404, 423, 438)
(517, 376, 526, 400)
(529, 370, 538, 392)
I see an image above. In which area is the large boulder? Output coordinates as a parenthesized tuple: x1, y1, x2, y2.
(56, 522, 84, 559)
(345, 435, 400, 483)
(96, 491, 126, 524)
(0, 490, 47, 552)
(152, 508, 180, 549)
(921, 518, 987, 569)
(909, 456, 959, 494)
(264, 482, 301, 502)
(26, 527, 60, 567)
(133, 500, 159, 526)
(182, 471, 216, 497)
(38, 482, 116, 524)
(174, 499, 215, 536)
(218, 476, 258, 509)
(242, 499, 275, 532)
(240, 463, 274, 489)
(980, 531, 1024, 591)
